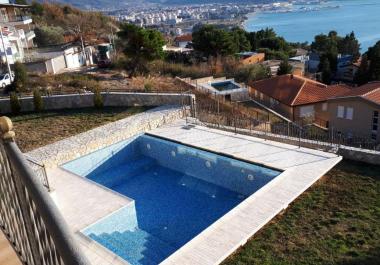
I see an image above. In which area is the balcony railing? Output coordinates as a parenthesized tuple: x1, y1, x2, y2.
(1, 15, 32, 24)
(0, 116, 90, 265)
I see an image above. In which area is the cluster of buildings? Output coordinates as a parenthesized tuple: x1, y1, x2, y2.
(0, 0, 35, 65)
(111, 3, 256, 28)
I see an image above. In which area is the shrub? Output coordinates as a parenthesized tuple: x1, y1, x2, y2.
(144, 82, 153, 92)
(34, 25, 65, 47)
(93, 89, 103, 109)
(33, 89, 44, 112)
(10, 92, 21, 114)
(13, 62, 28, 92)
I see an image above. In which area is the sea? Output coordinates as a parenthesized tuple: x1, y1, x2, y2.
(244, 0, 380, 52)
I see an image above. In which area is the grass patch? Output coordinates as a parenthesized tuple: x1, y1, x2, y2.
(223, 160, 380, 265)
(12, 107, 149, 152)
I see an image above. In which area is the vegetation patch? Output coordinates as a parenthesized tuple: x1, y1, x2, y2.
(12, 107, 148, 152)
(223, 160, 380, 265)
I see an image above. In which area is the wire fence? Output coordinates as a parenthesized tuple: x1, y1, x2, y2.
(191, 102, 380, 152)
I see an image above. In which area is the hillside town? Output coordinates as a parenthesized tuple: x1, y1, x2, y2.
(0, 1, 379, 265)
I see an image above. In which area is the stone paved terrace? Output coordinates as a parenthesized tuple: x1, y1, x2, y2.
(27, 115, 341, 265)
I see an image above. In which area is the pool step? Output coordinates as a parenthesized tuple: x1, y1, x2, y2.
(88, 157, 156, 188)
(88, 227, 176, 265)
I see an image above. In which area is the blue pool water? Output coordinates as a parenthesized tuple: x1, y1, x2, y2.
(63, 134, 281, 265)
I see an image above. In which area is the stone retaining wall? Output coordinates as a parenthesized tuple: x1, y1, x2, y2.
(26, 106, 185, 168)
(0, 92, 195, 114)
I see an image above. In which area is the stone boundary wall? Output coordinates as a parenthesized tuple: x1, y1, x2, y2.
(26, 106, 185, 168)
(0, 92, 195, 114)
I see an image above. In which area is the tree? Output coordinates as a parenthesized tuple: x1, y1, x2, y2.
(277, 59, 293, 75)
(192, 25, 237, 57)
(246, 28, 276, 50)
(319, 57, 333, 84)
(30, 1, 44, 16)
(367, 41, 380, 81)
(338, 32, 360, 60)
(34, 26, 65, 46)
(13, 62, 28, 92)
(354, 54, 370, 85)
(117, 24, 165, 77)
(230, 27, 251, 52)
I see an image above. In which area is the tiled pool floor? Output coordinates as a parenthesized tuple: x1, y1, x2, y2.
(84, 161, 244, 265)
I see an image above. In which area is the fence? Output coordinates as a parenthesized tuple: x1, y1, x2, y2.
(0, 117, 89, 265)
(191, 102, 379, 152)
(25, 156, 50, 191)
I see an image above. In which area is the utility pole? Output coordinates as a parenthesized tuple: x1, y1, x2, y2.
(0, 26, 13, 82)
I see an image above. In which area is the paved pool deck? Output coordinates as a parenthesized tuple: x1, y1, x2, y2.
(35, 118, 341, 265)
(149, 120, 342, 265)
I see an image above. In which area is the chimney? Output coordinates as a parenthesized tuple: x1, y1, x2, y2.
(290, 74, 294, 79)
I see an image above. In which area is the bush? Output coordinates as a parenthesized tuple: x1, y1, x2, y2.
(144, 82, 153, 92)
(33, 89, 44, 112)
(34, 25, 65, 47)
(93, 89, 103, 109)
(10, 92, 21, 114)
(234, 64, 271, 83)
(13, 62, 28, 92)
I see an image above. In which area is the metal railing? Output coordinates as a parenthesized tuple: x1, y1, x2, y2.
(190, 103, 380, 152)
(0, 117, 90, 265)
(25, 156, 50, 191)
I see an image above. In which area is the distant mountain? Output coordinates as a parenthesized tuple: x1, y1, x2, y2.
(46, 0, 279, 10)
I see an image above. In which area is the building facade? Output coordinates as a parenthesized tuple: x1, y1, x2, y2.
(0, 1, 35, 64)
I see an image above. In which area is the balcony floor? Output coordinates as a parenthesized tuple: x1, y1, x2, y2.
(0, 231, 22, 265)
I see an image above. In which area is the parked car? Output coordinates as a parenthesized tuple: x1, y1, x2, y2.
(0, 72, 14, 88)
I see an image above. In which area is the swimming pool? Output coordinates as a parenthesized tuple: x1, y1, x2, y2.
(62, 134, 281, 265)
(211, 80, 241, 91)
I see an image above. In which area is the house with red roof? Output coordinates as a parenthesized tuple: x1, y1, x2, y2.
(174, 34, 192, 48)
(327, 82, 380, 141)
(249, 74, 351, 127)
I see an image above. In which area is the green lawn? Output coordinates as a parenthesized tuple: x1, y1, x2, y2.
(224, 160, 380, 265)
(12, 107, 149, 152)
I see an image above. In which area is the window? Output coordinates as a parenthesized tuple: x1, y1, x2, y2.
(346, 107, 354, 120)
(337, 106, 345, 118)
(254, 90, 258, 98)
(372, 111, 379, 133)
(322, 102, 328, 111)
(300, 105, 315, 117)
(260, 93, 264, 100)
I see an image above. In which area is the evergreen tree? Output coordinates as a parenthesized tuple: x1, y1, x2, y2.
(277, 59, 293, 75)
(367, 41, 380, 81)
(13, 62, 28, 92)
(230, 27, 251, 52)
(338, 32, 361, 60)
(117, 24, 165, 77)
(354, 54, 370, 85)
(192, 25, 238, 57)
(319, 57, 332, 84)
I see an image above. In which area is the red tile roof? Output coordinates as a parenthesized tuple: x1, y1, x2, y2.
(174, 34, 192, 42)
(332, 81, 380, 105)
(251, 74, 351, 106)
